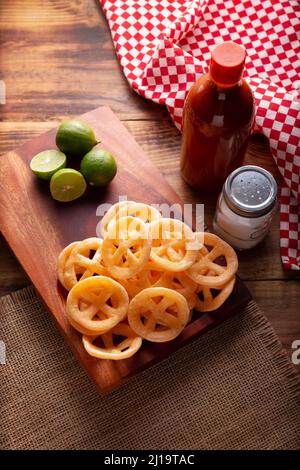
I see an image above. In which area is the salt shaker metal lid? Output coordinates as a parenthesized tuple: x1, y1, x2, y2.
(223, 165, 277, 218)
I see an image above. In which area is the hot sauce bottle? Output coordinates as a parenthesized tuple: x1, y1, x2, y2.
(180, 42, 255, 192)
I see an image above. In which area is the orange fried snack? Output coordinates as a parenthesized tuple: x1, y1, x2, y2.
(59, 237, 107, 291)
(100, 201, 161, 237)
(128, 287, 189, 342)
(59, 201, 240, 362)
(195, 275, 236, 312)
(149, 218, 198, 272)
(82, 323, 142, 360)
(57, 241, 80, 290)
(102, 216, 152, 279)
(187, 232, 238, 287)
(66, 276, 129, 335)
(99, 200, 135, 237)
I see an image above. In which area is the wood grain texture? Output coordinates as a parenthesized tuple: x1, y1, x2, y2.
(0, 106, 251, 393)
(0, 0, 168, 121)
(1, 0, 299, 374)
(246, 280, 300, 361)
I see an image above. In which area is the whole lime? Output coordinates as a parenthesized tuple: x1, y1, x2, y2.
(56, 119, 98, 158)
(80, 148, 117, 187)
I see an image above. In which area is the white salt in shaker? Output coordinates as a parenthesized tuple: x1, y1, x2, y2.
(213, 165, 277, 250)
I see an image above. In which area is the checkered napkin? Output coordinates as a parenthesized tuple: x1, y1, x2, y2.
(100, 0, 300, 270)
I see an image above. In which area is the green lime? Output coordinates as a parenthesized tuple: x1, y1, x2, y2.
(50, 168, 87, 202)
(56, 119, 98, 158)
(80, 148, 117, 187)
(30, 149, 66, 180)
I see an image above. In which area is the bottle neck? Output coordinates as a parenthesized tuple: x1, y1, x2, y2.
(209, 72, 242, 91)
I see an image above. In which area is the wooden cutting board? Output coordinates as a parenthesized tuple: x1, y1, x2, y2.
(0, 106, 251, 394)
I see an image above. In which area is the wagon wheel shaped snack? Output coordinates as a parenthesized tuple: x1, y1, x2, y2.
(118, 267, 160, 299)
(154, 270, 198, 299)
(59, 237, 108, 291)
(149, 218, 199, 272)
(152, 270, 198, 310)
(100, 200, 161, 238)
(82, 323, 142, 360)
(118, 260, 167, 299)
(66, 276, 129, 335)
(102, 216, 152, 279)
(187, 232, 238, 287)
(186, 293, 198, 311)
(57, 241, 80, 290)
(128, 287, 190, 342)
(99, 200, 135, 237)
(195, 273, 236, 313)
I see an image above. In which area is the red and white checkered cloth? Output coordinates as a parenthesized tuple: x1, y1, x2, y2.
(100, 0, 300, 270)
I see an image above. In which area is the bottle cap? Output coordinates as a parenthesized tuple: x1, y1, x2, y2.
(210, 42, 246, 87)
(223, 165, 278, 218)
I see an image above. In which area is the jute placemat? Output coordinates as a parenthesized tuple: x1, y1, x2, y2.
(0, 286, 300, 450)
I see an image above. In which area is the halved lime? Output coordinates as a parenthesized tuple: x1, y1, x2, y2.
(50, 168, 87, 202)
(30, 149, 67, 180)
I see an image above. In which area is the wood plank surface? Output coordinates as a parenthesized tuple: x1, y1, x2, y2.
(0, 0, 299, 373)
(0, 106, 251, 393)
(0, 0, 168, 121)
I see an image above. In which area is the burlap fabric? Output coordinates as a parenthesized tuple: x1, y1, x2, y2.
(0, 286, 299, 450)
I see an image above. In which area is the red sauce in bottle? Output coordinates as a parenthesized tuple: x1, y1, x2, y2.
(180, 42, 255, 192)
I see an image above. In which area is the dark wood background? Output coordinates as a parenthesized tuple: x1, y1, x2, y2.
(1, 0, 299, 372)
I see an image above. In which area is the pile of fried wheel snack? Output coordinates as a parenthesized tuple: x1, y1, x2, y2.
(58, 201, 238, 361)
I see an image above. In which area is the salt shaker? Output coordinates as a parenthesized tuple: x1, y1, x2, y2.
(213, 165, 277, 250)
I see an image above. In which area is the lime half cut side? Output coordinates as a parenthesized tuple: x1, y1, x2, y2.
(50, 168, 87, 202)
(30, 149, 67, 180)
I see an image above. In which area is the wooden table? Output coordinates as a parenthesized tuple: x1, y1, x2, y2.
(1, 0, 300, 372)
